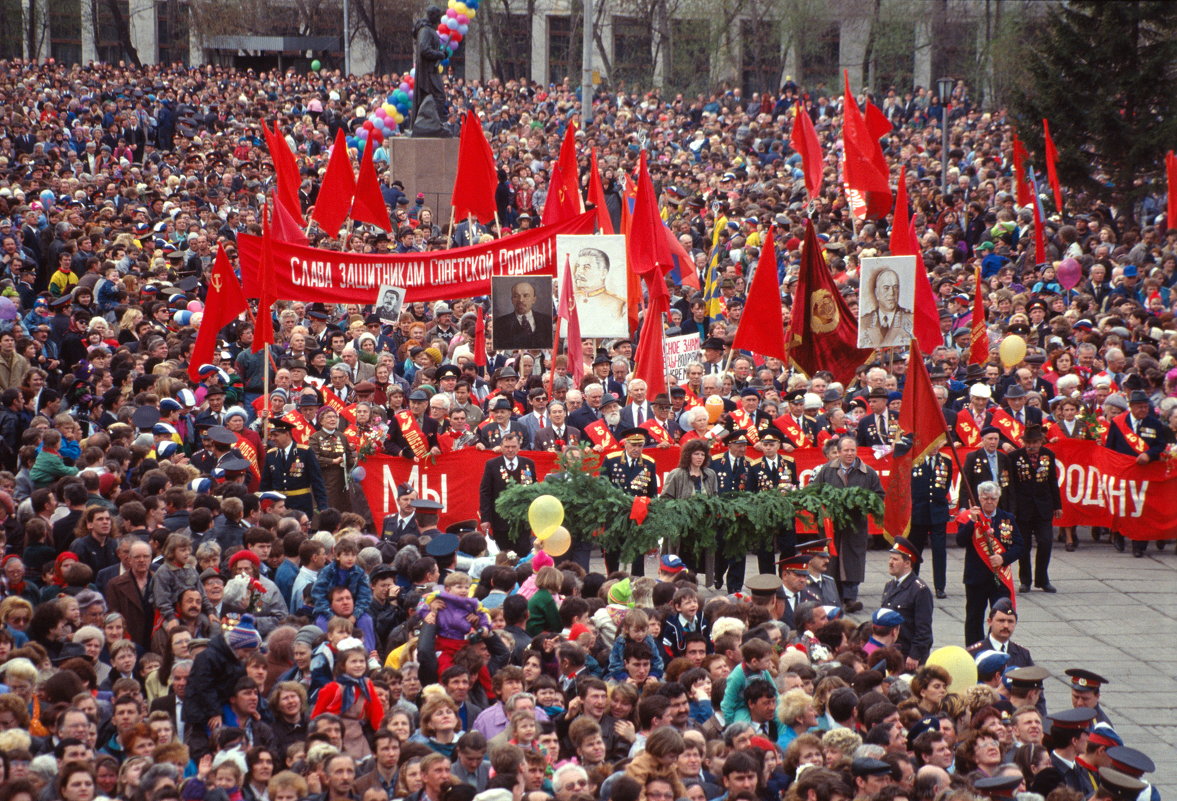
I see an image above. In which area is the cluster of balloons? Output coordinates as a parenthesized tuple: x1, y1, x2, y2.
(528, 495, 571, 557)
(437, 0, 478, 66)
(349, 75, 416, 151)
(173, 299, 204, 328)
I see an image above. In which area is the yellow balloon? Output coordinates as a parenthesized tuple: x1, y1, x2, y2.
(467, 8, 475, 18)
(528, 494, 564, 540)
(925, 646, 979, 694)
(999, 334, 1027, 368)
(542, 526, 572, 557)
(705, 395, 725, 423)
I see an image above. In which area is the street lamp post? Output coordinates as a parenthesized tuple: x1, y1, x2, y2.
(937, 77, 953, 194)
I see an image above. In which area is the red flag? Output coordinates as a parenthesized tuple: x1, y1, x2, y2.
(557, 254, 584, 386)
(188, 245, 249, 382)
(1012, 133, 1032, 208)
(865, 100, 892, 141)
(968, 264, 989, 366)
(790, 102, 824, 201)
(663, 226, 700, 290)
(451, 110, 498, 224)
(842, 71, 892, 219)
(542, 122, 583, 226)
(730, 230, 786, 361)
(1042, 118, 1063, 216)
(785, 222, 873, 386)
(883, 341, 948, 541)
(253, 202, 276, 352)
(627, 151, 674, 281)
(890, 166, 940, 354)
(621, 168, 641, 333)
(587, 147, 614, 234)
(473, 305, 487, 367)
(262, 121, 303, 224)
(352, 138, 393, 231)
(311, 129, 357, 238)
(632, 294, 668, 399)
(1166, 151, 1177, 231)
(271, 190, 309, 247)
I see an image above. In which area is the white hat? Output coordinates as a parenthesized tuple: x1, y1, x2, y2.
(969, 383, 992, 399)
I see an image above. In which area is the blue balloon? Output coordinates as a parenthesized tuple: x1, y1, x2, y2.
(458, 24, 467, 34)
(442, 58, 450, 66)
(351, 466, 366, 482)
(445, 17, 458, 29)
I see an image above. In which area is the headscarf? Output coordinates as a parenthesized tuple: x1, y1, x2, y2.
(53, 551, 80, 586)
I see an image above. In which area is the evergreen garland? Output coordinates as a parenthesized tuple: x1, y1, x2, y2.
(496, 452, 884, 564)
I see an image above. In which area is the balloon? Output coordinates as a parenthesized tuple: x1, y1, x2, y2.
(186, 300, 203, 312)
(0, 298, 16, 322)
(458, 24, 467, 35)
(528, 495, 564, 540)
(450, 30, 462, 42)
(310, 59, 321, 71)
(355, 106, 367, 117)
(351, 466, 366, 482)
(457, 14, 467, 24)
(705, 395, 725, 423)
(190, 312, 203, 326)
(542, 526, 572, 557)
(173, 310, 192, 326)
(1057, 257, 1083, 291)
(999, 334, 1027, 368)
(926, 646, 978, 694)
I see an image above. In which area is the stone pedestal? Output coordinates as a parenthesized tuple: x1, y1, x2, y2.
(387, 137, 462, 223)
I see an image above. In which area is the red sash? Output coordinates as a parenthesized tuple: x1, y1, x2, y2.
(235, 434, 262, 483)
(280, 411, 314, 445)
(583, 419, 618, 450)
(1112, 412, 1148, 454)
(773, 413, 807, 447)
(989, 408, 1024, 447)
(321, 386, 358, 424)
(394, 410, 431, 458)
(955, 414, 981, 447)
(971, 514, 1017, 610)
(640, 418, 672, 446)
(730, 409, 760, 444)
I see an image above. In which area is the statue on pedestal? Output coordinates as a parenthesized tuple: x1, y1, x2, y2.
(411, 5, 451, 138)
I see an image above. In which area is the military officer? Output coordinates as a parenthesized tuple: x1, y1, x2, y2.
(712, 430, 752, 592)
(260, 418, 329, 516)
(903, 440, 952, 599)
(962, 426, 1015, 514)
(856, 388, 899, 447)
(1092, 769, 1148, 801)
(602, 428, 659, 575)
(798, 538, 840, 606)
(879, 536, 934, 669)
(746, 427, 798, 574)
(956, 480, 1023, 646)
(1009, 425, 1063, 593)
(1047, 707, 1098, 795)
(1065, 668, 1112, 724)
(776, 555, 820, 631)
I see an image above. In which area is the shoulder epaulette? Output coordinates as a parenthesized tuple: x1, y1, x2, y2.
(641, 453, 656, 462)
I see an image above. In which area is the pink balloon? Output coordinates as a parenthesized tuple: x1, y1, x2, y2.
(1057, 257, 1083, 291)
(187, 300, 204, 312)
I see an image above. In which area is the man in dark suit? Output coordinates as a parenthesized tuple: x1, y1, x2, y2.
(532, 401, 581, 451)
(106, 540, 155, 650)
(1104, 390, 1172, 556)
(856, 388, 899, 447)
(618, 378, 653, 428)
(260, 419, 329, 516)
(568, 384, 605, 432)
(149, 659, 192, 741)
(1047, 708, 1098, 795)
(478, 431, 536, 553)
(994, 385, 1044, 452)
(879, 537, 934, 669)
(956, 481, 1023, 646)
(477, 397, 531, 451)
(493, 280, 552, 349)
(1009, 426, 1063, 593)
(601, 428, 658, 574)
(962, 427, 1015, 514)
(645, 394, 682, 441)
(778, 555, 820, 630)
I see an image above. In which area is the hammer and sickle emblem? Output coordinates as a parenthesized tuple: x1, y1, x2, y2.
(211, 273, 223, 293)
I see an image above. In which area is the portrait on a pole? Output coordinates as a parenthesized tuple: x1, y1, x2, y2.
(858, 255, 917, 348)
(491, 276, 554, 350)
(375, 285, 406, 324)
(555, 235, 629, 338)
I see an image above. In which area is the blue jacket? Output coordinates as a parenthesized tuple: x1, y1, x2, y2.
(311, 560, 372, 618)
(955, 508, 1023, 585)
(607, 634, 665, 681)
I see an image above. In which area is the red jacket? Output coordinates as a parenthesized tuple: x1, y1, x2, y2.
(310, 679, 384, 729)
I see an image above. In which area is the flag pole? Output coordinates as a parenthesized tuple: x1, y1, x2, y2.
(447, 205, 456, 248)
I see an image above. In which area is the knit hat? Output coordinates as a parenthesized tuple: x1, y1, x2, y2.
(531, 550, 554, 570)
(294, 625, 323, 649)
(228, 550, 261, 572)
(607, 578, 633, 607)
(224, 615, 263, 651)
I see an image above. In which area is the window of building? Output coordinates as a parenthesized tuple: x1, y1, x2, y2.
(612, 15, 651, 89)
(740, 18, 781, 96)
(157, 0, 190, 65)
(669, 17, 709, 95)
(49, 0, 82, 64)
(548, 13, 582, 86)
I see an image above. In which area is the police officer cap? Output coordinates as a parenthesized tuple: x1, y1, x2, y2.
(424, 533, 459, 557)
(208, 426, 238, 445)
(1106, 746, 1155, 776)
(745, 574, 782, 596)
(1005, 666, 1049, 689)
(437, 364, 461, 380)
(990, 597, 1017, 617)
(872, 608, 904, 627)
(905, 716, 941, 750)
(269, 418, 295, 432)
(889, 536, 920, 564)
(786, 389, 806, 403)
(446, 519, 479, 534)
(489, 397, 513, 411)
(775, 555, 808, 574)
(1065, 668, 1109, 693)
(850, 758, 892, 778)
(410, 498, 443, 512)
(972, 774, 1022, 798)
(131, 405, 162, 429)
(1097, 769, 1148, 801)
(396, 483, 415, 498)
(1048, 707, 1097, 730)
(220, 455, 250, 472)
(726, 430, 750, 445)
(759, 427, 785, 443)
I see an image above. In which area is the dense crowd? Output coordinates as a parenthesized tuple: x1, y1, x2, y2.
(0, 55, 1173, 801)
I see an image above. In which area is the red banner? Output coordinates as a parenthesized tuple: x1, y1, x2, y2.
(237, 212, 596, 305)
(360, 440, 1177, 540)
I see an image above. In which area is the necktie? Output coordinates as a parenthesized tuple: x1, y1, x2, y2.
(636, 405, 644, 425)
(538, 414, 546, 428)
(1017, 410, 1023, 423)
(879, 415, 888, 437)
(520, 316, 532, 334)
(507, 460, 516, 471)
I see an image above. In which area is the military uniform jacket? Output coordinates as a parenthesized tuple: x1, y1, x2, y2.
(880, 573, 934, 662)
(911, 454, 952, 525)
(746, 456, 797, 492)
(805, 573, 840, 606)
(1051, 753, 1096, 796)
(962, 448, 1015, 513)
(711, 452, 750, 493)
(260, 444, 329, 510)
(954, 508, 1023, 586)
(856, 411, 900, 447)
(602, 451, 658, 497)
(1008, 447, 1063, 521)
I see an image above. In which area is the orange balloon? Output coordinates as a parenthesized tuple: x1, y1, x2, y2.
(542, 526, 571, 557)
(705, 395, 725, 423)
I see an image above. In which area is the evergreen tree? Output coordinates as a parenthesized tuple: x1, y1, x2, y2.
(1004, 1, 1177, 212)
